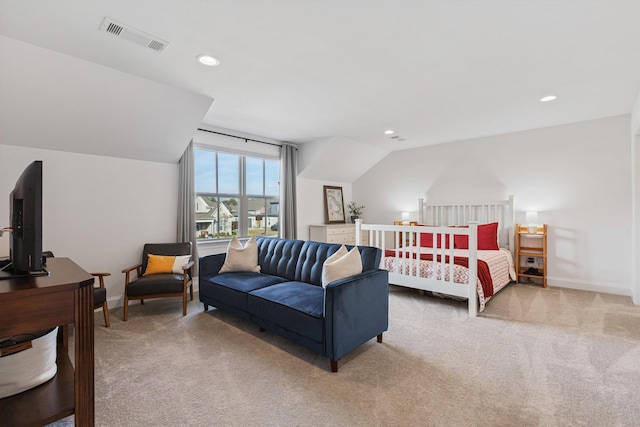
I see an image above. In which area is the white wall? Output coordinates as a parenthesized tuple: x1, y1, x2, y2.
(631, 91, 640, 303)
(298, 136, 388, 183)
(634, 133, 639, 303)
(2, 115, 632, 305)
(354, 115, 634, 296)
(0, 144, 178, 307)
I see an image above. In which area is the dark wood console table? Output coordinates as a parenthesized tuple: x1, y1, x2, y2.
(0, 258, 95, 426)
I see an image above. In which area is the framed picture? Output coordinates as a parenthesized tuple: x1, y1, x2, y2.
(323, 185, 346, 224)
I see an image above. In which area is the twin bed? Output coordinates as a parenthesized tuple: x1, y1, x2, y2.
(355, 196, 516, 317)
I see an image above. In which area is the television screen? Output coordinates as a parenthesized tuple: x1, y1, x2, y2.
(0, 160, 47, 280)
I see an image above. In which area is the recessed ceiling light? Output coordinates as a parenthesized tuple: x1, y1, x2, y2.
(197, 54, 220, 67)
(540, 95, 557, 102)
(384, 129, 394, 135)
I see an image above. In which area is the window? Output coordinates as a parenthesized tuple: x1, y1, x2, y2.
(195, 148, 280, 241)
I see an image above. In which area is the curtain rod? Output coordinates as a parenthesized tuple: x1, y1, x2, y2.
(197, 128, 292, 148)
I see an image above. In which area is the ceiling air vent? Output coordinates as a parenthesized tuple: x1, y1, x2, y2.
(100, 17, 169, 53)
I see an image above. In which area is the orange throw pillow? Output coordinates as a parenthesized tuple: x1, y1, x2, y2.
(144, 254, 175, 275)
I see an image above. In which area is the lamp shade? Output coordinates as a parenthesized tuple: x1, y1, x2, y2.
(401, 211, 410, 225)
(525, 211, 538, 233)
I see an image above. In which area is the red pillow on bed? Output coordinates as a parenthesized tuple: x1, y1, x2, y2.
(418, 225, 452, 249)
(453, 222, 499, 250)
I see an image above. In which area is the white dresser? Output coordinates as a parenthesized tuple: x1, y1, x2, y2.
(309, 224, 369, 246)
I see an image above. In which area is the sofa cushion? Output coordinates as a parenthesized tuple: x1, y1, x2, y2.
(126, 273, 185, 296)
(357, 245, 382, 272)
(219, 237, 261, 273)
(144, 254, 176, 276)
(144, 254, 190, 276)
(248, 282, 325, 343)
(294, 241, 381, 286)
(453, 222, 500, 250)
(201, 272, 287, 312)
(322, 246, 362, 287)
(296, 241, 344, 286)
(172, 255, 191, 274)
(142, 242, 191, 275)
(323, 245, 348, 265)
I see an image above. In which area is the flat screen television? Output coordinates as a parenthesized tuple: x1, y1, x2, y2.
(0, 160, 48, 280)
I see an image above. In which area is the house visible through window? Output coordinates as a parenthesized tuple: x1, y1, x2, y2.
(195, 148, 279, 241)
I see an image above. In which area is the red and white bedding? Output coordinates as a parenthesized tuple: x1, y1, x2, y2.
(382, 247, 515, 311)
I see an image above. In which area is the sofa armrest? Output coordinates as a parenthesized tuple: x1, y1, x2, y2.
(199, 253, 226, 278)
(324, 269, 389, 361)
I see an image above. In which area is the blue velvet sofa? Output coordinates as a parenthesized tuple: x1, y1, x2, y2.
(199, 237, 389, 372)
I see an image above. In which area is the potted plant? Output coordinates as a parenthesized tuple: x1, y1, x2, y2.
(347, 201, 365, 223)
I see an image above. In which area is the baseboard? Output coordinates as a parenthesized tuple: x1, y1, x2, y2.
(548, 276, 633, 297)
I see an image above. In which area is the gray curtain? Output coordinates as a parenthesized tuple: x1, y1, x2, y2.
(279, 143, 297, 239)
(178, 140, 198, 275)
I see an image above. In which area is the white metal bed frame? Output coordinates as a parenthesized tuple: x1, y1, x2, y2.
(355, 196, 515, 317)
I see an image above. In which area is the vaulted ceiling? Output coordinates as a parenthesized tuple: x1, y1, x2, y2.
(1, 0, 639, 164)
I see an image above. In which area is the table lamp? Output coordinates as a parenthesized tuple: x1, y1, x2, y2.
(401, 212, 410, 225)
(525, 211, 538, 233)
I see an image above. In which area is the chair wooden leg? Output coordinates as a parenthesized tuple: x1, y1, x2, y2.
(123, 297, 129, 321)
(377, 333, 383, 343)
(189, 283, 194, 300)
(102, 302, 110, 327)
(203, 303, 208, 311)
(330, 359, 338, 372)
(183, 293, 187, 316)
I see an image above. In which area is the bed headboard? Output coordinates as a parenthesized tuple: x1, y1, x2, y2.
(417, 195, 515, 252)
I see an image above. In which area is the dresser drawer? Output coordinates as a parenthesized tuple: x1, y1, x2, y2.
(327, 232, 355, 244)
(326, 227, 353, 236)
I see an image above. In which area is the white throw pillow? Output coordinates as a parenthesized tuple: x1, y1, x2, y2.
(321, 246, 362, 287)
(324, 245, 348, 266)
(172, 255, 191, 274)
(219, 236, 261, 273)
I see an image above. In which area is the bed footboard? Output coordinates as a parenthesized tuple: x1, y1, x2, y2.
(355, 220, 478, 317)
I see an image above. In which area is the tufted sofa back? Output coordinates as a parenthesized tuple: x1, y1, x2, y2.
(256, 237, 304, 281)
(256, 237, 382, 287)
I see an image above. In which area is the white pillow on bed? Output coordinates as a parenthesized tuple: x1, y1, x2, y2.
(219, 236, 261, 273)
(322, 245, 362, 287)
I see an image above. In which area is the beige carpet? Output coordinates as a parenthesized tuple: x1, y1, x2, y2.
(49, 283, 640, 426)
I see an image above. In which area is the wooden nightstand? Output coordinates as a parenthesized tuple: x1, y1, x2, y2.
(515, 224, 547, 287)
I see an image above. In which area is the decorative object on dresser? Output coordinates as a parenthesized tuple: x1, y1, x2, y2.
(323, 186, 346, 224)
(515, 223, 547, 287)
(355, 196, 516, 317)
(309, 224, 369, 246)
(346, 201, 365, 223)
